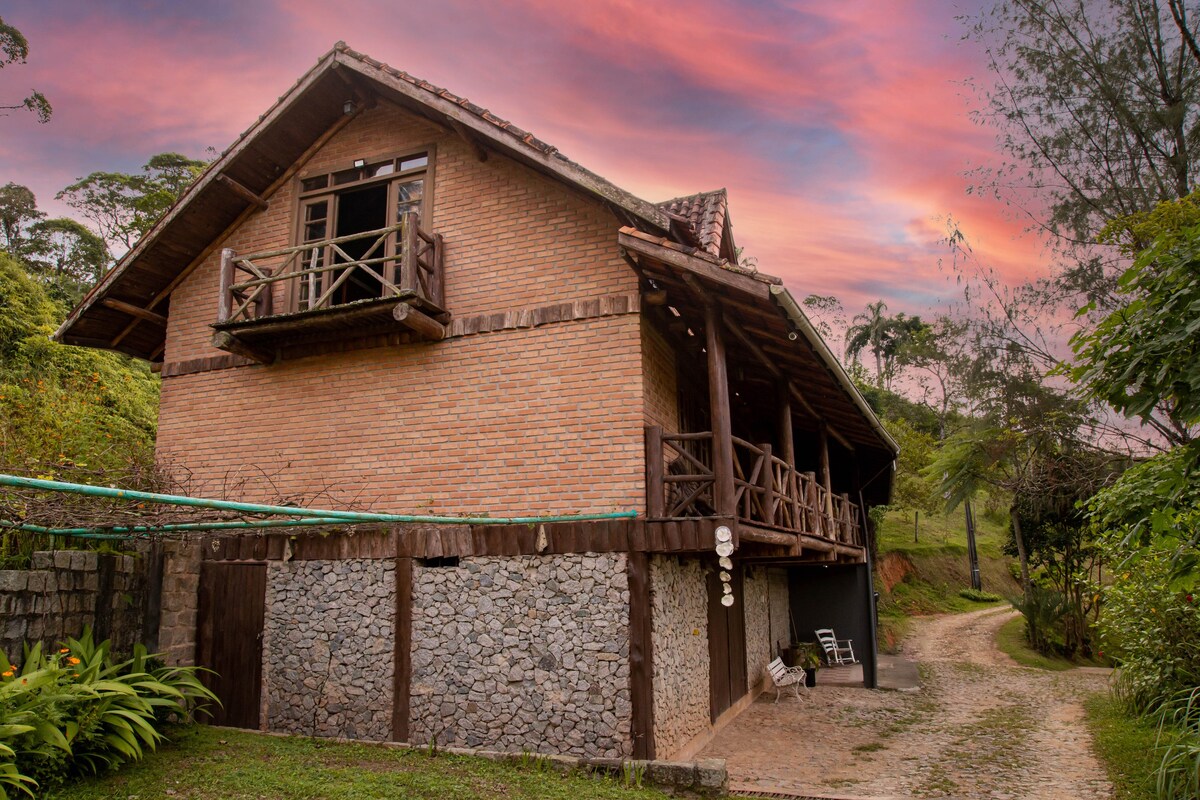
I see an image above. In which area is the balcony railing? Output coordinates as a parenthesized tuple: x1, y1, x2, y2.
(646, 426, 862, 547)
(217, 212, 444, 325)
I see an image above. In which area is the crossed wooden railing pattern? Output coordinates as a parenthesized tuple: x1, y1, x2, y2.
(646, 426, 862, 547)
(217, 212, 444, 324)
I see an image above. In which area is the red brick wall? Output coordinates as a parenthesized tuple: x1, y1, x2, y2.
(157, 100, 652, 514)
(641, 320, 679, 432)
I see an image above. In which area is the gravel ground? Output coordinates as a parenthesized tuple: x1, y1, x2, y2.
(700, 606, 1114, 799)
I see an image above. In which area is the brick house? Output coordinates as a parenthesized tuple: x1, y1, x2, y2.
(56, 43, 897, 760)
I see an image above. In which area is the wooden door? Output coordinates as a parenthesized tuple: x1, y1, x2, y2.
(707, 563, 747, 722)
(196, 562, 267, 728)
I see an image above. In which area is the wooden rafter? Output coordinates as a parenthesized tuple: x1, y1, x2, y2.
(216, 174, 269, 210)
(447, 119, 488, 162)
(100, 298, 167, 327)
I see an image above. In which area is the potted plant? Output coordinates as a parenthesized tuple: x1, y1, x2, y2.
(792, 642, 821, 686)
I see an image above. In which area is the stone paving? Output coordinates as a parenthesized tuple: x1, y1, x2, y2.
(700, 607, 1114, 799)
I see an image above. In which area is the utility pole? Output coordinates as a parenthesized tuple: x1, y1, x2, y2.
(965, 500, 982, 591)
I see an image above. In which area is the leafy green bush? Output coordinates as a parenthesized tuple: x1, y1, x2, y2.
(0, 629, 216, 797)
(959, 588, 1002, 602)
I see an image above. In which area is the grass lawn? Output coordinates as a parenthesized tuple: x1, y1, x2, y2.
(41, 726, 684, 800)
(1085, 693, 1160, 800)
(993, 616, 1077, 671)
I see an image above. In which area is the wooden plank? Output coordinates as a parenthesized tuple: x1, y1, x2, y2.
(664, 520, 681, 552)
(392, 557, 413, 742)
(211, 331, 274, 365)
(627, 551, 655, 760)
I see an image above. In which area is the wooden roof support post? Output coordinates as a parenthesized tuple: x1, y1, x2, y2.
(704, 301, 736, 518)
(627, 550, 655, 760)
(778, 381, 795, 469)
(818, 422, 834, 518)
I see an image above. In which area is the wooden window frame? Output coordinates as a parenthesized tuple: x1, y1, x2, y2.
(288, 148, 435, 314)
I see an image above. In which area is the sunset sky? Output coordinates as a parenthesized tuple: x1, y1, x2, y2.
(0, 0, 1051, 330)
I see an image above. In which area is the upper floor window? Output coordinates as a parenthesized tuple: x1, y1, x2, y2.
(292, 153, 429, 311)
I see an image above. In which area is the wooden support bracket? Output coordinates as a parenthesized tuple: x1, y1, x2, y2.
(393, 303, 447, 341)
(100, 298, 167, 327)
(217, 174, 269, 210)
(448, 119, 488, 162)
(210, 331, 275, 365)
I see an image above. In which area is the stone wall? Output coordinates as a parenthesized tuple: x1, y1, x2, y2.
(157, 539, 200, 665)
(649, 555, 709, 758)
(768, 568, 790, 657)
(262, 559, 395, 740)
(410, 554, 630, 757)
(742, 566, 771, 689)
(0, 550, 149, 662)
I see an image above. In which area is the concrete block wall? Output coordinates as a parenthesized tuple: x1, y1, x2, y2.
(0, 550, 148, 662)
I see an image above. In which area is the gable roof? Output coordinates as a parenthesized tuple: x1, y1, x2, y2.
(54, 41, 674, 360)
(658, 189, 736, 261)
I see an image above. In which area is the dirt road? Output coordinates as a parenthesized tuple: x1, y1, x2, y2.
(702, 606, 1114, 799)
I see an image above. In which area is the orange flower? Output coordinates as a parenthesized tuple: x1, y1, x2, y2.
(59, 648, 70, 654)
(66, 657, 80, 665)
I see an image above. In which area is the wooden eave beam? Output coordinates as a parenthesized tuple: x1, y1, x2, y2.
(100, 298, 167, 327)
(217, 174, 269, 210)
(210, 331, 274, 365)
(447, 119, 488, 162)
(619, 232, 770, 301)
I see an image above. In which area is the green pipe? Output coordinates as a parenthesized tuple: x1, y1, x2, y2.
(0, 474, 637, 526)
(1, 523, 128, 540)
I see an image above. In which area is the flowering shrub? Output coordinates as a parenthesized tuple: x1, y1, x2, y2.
(0, 629, 216, 797)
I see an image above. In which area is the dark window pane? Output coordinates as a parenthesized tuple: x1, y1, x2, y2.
(301, 175, 328, 192)
(305, 202, 328, 222)
(332, 167, 359, 186)
(368, 162, 395, 178)
(399, 154, 428, 171)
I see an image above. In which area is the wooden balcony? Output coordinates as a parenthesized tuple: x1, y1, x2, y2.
(645, 426, 864, 558)
(210, 213, 445, 362)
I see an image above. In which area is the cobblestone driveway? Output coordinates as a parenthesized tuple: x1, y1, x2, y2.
(700, 607, 1113, 799)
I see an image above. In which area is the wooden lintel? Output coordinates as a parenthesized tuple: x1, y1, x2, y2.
(447, 119, 488, 162)
(210, 331, 274, 365)
(217, 174, 269, 210)
(101, 298, 167, 327)
(392, 303, 447, 341)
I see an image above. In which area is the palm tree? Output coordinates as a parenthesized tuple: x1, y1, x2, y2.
(845, 300, 891, 387)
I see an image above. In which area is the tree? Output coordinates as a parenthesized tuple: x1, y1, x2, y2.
(0, 182, 42, 253)
(57, 153, 206, 252)
(22, 217, 109, 306)
(967, 0, 1200, 273)
(895, 315, 970, 439)
(845, 300, 926, 390)
(0, 16, 50, 122)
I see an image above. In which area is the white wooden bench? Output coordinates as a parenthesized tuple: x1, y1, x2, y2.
(767, 657, 807, 703)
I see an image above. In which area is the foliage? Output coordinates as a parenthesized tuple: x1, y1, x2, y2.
(1098, 547, 1200, 715)
(0, 17, 50, 123)
(958, 588, 1002, 602)
(0, 253, 158, 566)
(57, 153, 206, 253)
(1155, 688, 1200, 800)
(844, 300, 926, 389)
(966, 0, 1200, 257)
(0, 185, 40, 254)
(20, 219, 108, 307)
(1071, 223, 1200, 447)
(1009, 583, 1068, 655)
(0, 629, 216, 797)
(884, 416, 941, 517)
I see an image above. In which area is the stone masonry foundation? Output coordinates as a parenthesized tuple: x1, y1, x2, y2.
(410, 553, 631, 757)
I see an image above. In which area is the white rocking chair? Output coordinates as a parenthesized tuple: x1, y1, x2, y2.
(767, 657, 807, 703)
(815, 628, 858, 666)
